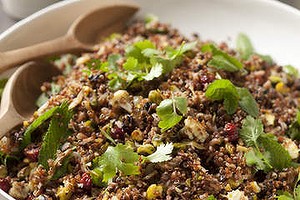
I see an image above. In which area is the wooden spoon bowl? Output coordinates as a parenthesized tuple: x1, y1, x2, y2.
(0, 61, 60, 137)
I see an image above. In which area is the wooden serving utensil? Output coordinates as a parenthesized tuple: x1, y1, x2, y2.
(0, 61, 60, 137)
(0, 2, 139, 73)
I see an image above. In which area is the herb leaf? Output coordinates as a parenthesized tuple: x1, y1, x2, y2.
(38, 102, 73, 169)
(245, 149, 269, 171)
(146, 143, 173, 163)
(205, 79, 239, 114)
(258, 134, 292, 170)
(156, 97, 188, 131)
(240, 116, 263, 147)
(236, 33, 254, 60)
(240, 116, 292, 172)
(237, 87, 259, 118)
(202, 44, 243, 72)
(207, 195, 217, 200)
(288, 110, 300, 140)
(92, 143, 140, 183)
(21, 106, 59, 149)
(206, 79, 259, 116)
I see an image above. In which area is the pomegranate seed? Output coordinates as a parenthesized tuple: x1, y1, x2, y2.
(224, 123, 239, 142)
(0, 178, 10, 193)
(111, 123, 125, 140)
(24, 145, 40, 162)
(200, 73, 215, 88)
(80, 173, 92, 190)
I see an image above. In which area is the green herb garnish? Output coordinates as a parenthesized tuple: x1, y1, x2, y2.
(236, 33, 273, 64)
(91, 143, 140, 184)
(276, 172, 300, 200)
(205, 79, 259, 117)
(156, 97, 188, 132)
(21, 106, 59, 149)
(107, 40, 196, 91)
(288, 110, 300, 140)
(236, 33, 255, 60)
(240, 116, 292, 172)
(201, 44, 243, 72)
(283, 65, 299, 78)
(38, 102, 73, 169)
(207, 195, 217, 200)
(145, 143, 173, 163)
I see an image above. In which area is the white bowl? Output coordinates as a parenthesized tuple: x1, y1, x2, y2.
(0, 0, 300, 199)
(1, 0, 60, 20)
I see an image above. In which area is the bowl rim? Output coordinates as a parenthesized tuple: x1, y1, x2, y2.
(1, 0, 300, 199)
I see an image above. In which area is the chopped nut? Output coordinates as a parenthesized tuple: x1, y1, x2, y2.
(9, 182, 30, 200)
(226, 189, 248, 200)
(131, 129, 144, 141)
(146, 184, 163, 200)
(111, 90, 132, 113)
(282, 138, 299, 159)
(250, 181, 261, 193)
(137, 144, 155, 155)
(184, 117, 208, 143)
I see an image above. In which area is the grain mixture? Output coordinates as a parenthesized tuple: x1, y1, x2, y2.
(0, 19, 299, 200)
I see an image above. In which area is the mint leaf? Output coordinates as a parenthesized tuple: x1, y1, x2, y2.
(202, 44, 243, 72)
(38, 102, 73, 169)
(258, 134, 292, 170)
(284, 65, 299, 77)
(205, 79, 239, 114)
(21, 106, 59, 149)
(92, 144, 140, 183)
(236, 33, 254, 60)
(51, 154, 71, 180)
(237, 87, 259, 118)
(288, 110, 300, 140)
(240, 116, 263, 147)
(145, 143, 173, 163)
(157, 97, 187, 132)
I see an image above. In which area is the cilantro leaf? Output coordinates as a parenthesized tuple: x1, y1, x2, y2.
(126, 40, 155, 63)
(156, 97, 188, 131)
(240, 116, 264, 148)
(237, 87, 259, 118)
(205, 79, 239, 114)
(240, 116, 292, 172)
(236, 33, 254, 60)
(207, 195, 217, 200)
(258, 134, 292, 170)
(143, 63, 163, 81)
(276, 191, 294, 200)
(202, 44, 243, 72)
(38, 102, 73, 169)
(92, 144, 140, 183)
(146, 143, 173, 163)
(21, 106, 59, 149)
(245, 148, 269, 171)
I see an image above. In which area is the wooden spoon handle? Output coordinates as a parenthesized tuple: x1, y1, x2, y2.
(0, 35, 89, 74)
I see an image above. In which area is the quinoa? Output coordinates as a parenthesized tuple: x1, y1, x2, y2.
(0, 20, 299, 200)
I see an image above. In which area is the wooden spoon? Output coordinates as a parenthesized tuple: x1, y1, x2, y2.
(0, 61, 60, 137)
(0, 2, 139, 73)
